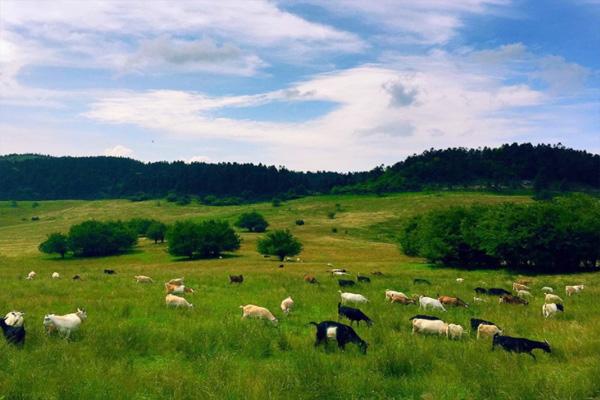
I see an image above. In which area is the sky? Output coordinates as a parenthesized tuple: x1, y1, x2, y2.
(0, 0, 598, 171)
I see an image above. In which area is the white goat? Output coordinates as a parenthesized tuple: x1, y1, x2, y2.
(4, 311, 24, 327)
(280, 296, 294, 315)
(545, 293, 564, 304)
(43, 308, 87, 338)
(339, 291, 368, 304)
(165, 294, 193, 308)
(565, 285, 585, 296)
(419, 296, 446, 311)
(412, 319, 447, 336)
(26, 271, 36, 280)
(240, 305, 278, 324)
(542, 303, 564, 318)
(51, 272, 60, 279)
(541, 286, 554, 293)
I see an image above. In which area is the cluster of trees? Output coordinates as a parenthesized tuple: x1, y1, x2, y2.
(127, 218, 167, 243)
(0, 154, 374, 200)
(167, 220, 241, 259)
(399, 195, 600, 272)
(335, 143, 600, 194)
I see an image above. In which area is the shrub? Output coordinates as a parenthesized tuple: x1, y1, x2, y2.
(39, 232, 69, 258)
(235, 211, 269, 232)
(176, 195, 191, 206)
(68, 220, 138, 257)
(272, 198, 282, 207)
(295, 219, 305, 226)
(168, 220, 241, 259)
(257, 229, 302, 261)
(165, 192, 178, 203)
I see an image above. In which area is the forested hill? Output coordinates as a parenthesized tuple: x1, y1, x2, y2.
(333, 143, 600, 194)
(1, 143, 598, 200)
(0, 155, 375, 200)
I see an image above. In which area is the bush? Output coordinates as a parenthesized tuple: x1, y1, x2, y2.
(32, 202, 39, 208)
(295, 219, 305, 226)
(146, 221, 167, 243)
(39, 232, 69, 258)
(272, 198, 282, 207)
(176, 195, 191, 206)
(68, 220, 138, 257)
(235, 211, 269, 232)
(168, 220, 241, 259)
(165, 192, 178, 203)
(257, 230, 302, 261)
(127, 218, 157, 236)
(399, 194, 600, 272)
(327, 211, 336, 219)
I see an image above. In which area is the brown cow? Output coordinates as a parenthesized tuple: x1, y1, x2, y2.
(438, 296, 469, 308)
(304, 274, 318, 284)
(499, 294, 528, 305)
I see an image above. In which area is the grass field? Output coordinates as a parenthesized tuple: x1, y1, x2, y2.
(1, 192, 599, 400)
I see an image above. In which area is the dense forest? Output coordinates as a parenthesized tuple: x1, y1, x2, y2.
(1, 143, 598, 200)
(334, 143, 600, 194)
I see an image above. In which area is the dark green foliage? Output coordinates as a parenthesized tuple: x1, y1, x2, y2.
(127, 218, 156, 235)
(165, 192, 178, 202)
(201, 195, 243, 206)
(272, 198, 282, 207)
(32, 201, 39, 208)
(167, 220, 241, 259)
(39, 232, 69, 258)
(176, 195, 191, 206)
(257, 230, 302, 261)
(295, 219, 305, 226)
(235, 211, 269, 232)
(10, 200, 17, 207)
(399, 195, 600, 272)
(68, 220, 138, 257)
(327, 211, 336, 219)
(332, 227, 338, 233)
(146, 221, 167, 243)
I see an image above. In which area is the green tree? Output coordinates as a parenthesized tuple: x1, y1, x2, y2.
(146, 221, 167, 243)
(68, 220, 137, 257)
(257, 229, 302, 261)
(235, 211, 269, 232)
(272, 198, 282, 207)
(168, 220, 241, 259)
(39, 232, 69, 258)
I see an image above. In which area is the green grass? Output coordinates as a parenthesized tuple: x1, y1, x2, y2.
(1, 192, 599, 399)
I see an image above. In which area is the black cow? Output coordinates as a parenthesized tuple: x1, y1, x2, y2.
(470, 318, 500, 332)
(413, 278, 431, 285)
(0, 318, 25, 347)
(338, 279, 355, 287)
(337, 303, 373, 326)
(357, 276, 371, 283)
(309, 320, 368, 354)
(409, 314, 441, 321)
(492, 335, 551, 359)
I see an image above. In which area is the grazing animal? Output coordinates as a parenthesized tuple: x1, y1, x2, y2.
(332, 271, 350, 277)
(477, 324, 503, 339)
(492, 335, 551, 359)
(541, 286, 554, 293)
(413, 278, 431, 285)
(337, 303, 373, 326)
(134, 275, 153, 283)
(280, 296, 294, 315)
(438, 296, 469, 308)
(419, 296, 446, 311)
(338, 279, 356, 287)
(309, 321, 368, 354)
(409, 314, 441, 321)
(456, 278, 464, 283)
(328, 268, 346, 273)
(72, 275, 81, 280)
(371, 271, 383, 276)
(474, 287, 487, 295)
(545, 293, 564, 304)
(385, 290, 407, 302)
(26, 271, 36, 280)
(278, 264, 284, 268)
(304, 274, 318, 284)
(165, 282, 194, 294)
(4, 311, 25, 327)
(499, 295, 528, 305)
(473, 297, 487, 303)
(357, 275, 371, 283)
(229, 274, 244, 284)
(565, 285, 585, 296)
(470, 318, 500, 333)
(487, 288, 512, 296)
(43, 308, 87, 338)
(0, 313, 25, 346)
(542, 303, 564, 318)
(411, 318, 448, 336)
(390, 294, 415, 305)
(168, 278, 185, 285)
(51, 272, 60, 279)
(240, 305, 277, 325)
(165, 294, 193, 308)
(339, 291, 368, 304)
(517, 290, 533, 298)
(446, 323, 464, 340)
(515, 278, 532, 286)
(103, 269, 116, 275)
(513, 282, 530, 291)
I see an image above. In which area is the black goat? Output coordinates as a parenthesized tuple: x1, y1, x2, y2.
(357, 276, 371, 283)
(72, 274, 81, 280)
(337, 303, 373, 326)
(470, 318, 500, 332)
(474, 287, 487, 294)
(103, 269, 116, 275)
(309, 320, 368, 354)
(413, 278, 431, 285)
(487, 288, 511, 296)
(229, 274, 244, 284)
(338, 279, 355, 287)
(409, 314, 441, 321)
(492, 335, 551, 359)
(0, 318, 25, 347)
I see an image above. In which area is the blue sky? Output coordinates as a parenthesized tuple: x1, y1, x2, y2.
(0, 0, 598, 171)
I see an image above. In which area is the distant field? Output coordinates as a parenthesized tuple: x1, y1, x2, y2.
(1, 193, 599, 400)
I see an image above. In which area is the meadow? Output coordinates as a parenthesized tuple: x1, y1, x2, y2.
(0, 192, 599, 400)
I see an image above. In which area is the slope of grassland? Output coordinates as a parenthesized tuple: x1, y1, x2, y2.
(0, 193, 598, 400)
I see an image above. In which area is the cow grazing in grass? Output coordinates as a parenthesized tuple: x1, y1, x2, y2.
(492, 335, 551, 359)
(337, 303, 372, 326)
(390, 294, 416, 305)
(309, 321, 368, 354)
(513, 282, 530, 291)
(52, 272, 60, 279)
(26, 271, 36, 280)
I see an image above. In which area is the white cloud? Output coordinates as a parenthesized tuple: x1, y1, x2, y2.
(104, 145, 134, 157)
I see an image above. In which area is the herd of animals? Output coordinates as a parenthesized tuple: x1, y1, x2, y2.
(1, 267, 587, 360)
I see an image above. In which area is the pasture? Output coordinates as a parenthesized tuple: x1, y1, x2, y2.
(0, 192, 599, 400)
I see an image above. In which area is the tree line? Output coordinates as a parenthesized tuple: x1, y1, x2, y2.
(399, 194, 600, 273)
